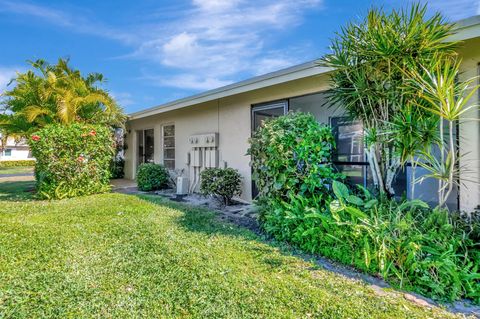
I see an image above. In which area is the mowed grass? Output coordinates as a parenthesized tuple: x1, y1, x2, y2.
(0, 166, 34, 175)
(0, 192, 469, 318)
(0, 180, 35, 201)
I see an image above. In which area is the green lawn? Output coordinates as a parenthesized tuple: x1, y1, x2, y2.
(0, 180, 35, 201)
(0, 189, 468, 318)
(0, 166, 34, 175)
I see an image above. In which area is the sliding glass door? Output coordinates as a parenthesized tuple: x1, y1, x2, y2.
(137, 129, 155, 166)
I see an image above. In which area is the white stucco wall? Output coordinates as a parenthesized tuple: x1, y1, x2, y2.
(125, 74, 332, 201)
(458, 37, 480, 212)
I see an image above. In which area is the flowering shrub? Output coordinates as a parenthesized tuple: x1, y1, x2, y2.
(29, 123, 115, 199)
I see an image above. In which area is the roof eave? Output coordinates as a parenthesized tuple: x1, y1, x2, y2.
(128, 62, 332, 120)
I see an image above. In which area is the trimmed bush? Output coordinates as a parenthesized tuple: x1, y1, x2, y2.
(29, 123, 115, 199)
(136, 163, 169, 191)
(0, 160, 35, 167)
(200, 168, 242, 205)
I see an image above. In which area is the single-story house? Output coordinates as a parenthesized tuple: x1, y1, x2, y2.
(0, 135, 32, 162)
(125, 15, 480, 212)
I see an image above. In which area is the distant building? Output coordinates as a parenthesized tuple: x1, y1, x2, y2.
(0, 135, 33, 161)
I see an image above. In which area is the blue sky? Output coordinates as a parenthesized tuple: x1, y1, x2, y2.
(0, 0, 478, 113)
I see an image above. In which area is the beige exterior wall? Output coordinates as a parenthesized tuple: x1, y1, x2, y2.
(458, 37, 480, 212)
(126, 37, 480, 210)
(125, 74, 333, 201)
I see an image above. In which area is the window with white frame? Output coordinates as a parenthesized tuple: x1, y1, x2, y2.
(4, 149, 12, 157)
(162, 124, 175, 170)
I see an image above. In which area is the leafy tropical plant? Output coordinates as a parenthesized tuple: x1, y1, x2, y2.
(200, 167, 242, 205)
(0, 58, 125, 136)
(262, 179, 480, 302)
(248, 112, 341, 204)
(320, 4, 458, 197)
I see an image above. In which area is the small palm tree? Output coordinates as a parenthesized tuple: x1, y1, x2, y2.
(320, 3, 457, 197)
(0, 58, 125, 135)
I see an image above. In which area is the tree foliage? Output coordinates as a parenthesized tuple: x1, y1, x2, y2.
(320, 4, 458, 197)
(0, 58, 125, 136)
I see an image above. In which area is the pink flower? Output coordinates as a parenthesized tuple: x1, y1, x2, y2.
(77, 156, 85, 162)
(89, 130, 96, 136)
(31, 135, 40, 141)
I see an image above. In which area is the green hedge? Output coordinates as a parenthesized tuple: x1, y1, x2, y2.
(29, 123, 115, 199)
(0, 160, 35, 167)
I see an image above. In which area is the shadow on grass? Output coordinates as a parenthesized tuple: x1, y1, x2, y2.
(136, 194, 259, 239)
(0, 180, 36, 201)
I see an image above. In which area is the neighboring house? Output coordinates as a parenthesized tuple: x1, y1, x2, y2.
(0, 135, 32, 161)
(125, 15, 480, 212)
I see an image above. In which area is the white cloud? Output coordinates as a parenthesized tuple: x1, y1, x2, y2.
(143, 74, 233, 91)
(133, 0, 323, 89)
(0, 0, 323, 91)
(417, 0, 479, 20)
(0, 0, 134, 43)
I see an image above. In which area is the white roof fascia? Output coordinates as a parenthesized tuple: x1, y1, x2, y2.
(449, 15, 480, 41)
(129, 62, 332, 120)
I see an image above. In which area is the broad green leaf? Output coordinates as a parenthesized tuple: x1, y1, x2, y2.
(346, 195, 364, 206)
(332, 180, 349, 199)
(345, 206, 368, 219)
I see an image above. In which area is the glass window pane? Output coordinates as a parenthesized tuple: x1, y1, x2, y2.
(164, 136, 175, 148)
(335, 164, 369, 187)
(163, 125, 175, 137)
(331, 117, 364, 162)
(4, 149, 12, 156)
(164, 159, 175, 170)
(289, 92, 344, 124)
(164, 148, 175, 159)
(252, 102, 287, 131)
(163, 124, 175, 169)
(144, 129, 155, 163)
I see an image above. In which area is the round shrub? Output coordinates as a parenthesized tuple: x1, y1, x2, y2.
(136, 163, 169, 191)
(29, 123, 115, 199)
(200, 167, 242, 205)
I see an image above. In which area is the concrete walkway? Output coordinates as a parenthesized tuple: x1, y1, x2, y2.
(110, 178, 139, 194)
(0, 173, 34, 178)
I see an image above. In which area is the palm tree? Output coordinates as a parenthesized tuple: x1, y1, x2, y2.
(0, 58, 125, 135)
